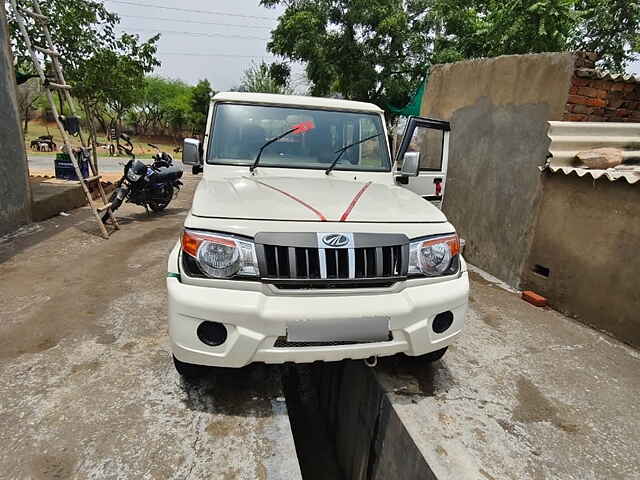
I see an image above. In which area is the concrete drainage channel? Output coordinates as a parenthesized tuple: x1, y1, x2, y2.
(282, 359, 436, 480)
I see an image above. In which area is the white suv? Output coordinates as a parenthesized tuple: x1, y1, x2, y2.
(167, 92, 468, 377)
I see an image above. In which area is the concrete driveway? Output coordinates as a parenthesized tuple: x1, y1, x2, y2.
(2, 170, 639, 480)
(0, 174, 301, 479)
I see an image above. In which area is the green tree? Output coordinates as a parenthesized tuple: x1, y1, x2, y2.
(8, 0, 159, 128)
(189, 79, 215, 134)
(431, 0, 577, 59)
(571, 0, 640, 71)
(72, 34, 159, 137)
(240, 61, 294, 94)
(135, 77, 192, 135)
(434, 0, 639, 71)
(8, 0, 119, 93)
(262, 0, 639, 113)
(261, 0, 438, 110)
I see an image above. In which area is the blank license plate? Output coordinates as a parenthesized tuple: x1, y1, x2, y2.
(286, 316, 390, 342)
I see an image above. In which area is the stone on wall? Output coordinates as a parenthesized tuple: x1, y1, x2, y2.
(576, 147, 624, 169)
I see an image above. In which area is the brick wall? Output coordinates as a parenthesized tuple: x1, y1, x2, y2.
(563, 53, 640, 122)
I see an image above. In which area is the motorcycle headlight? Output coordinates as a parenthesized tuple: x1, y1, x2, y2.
(408, 234, 460, 277)
(181, 230, 259, 278)
(126, 170, 142, 182)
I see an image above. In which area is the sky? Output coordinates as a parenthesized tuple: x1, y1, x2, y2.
(106, 0, 296, 90)
(105, 0, 640, 90)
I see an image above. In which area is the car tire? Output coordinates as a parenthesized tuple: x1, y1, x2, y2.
(421, 347, 448, 363)
(172, 355, 211, 379)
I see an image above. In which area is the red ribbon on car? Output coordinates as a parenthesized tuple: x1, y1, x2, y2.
(339, 182, 372, 221)
(244, 178, 372, 222)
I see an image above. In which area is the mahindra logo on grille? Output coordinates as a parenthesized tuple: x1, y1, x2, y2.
(321, 233, 351, 248)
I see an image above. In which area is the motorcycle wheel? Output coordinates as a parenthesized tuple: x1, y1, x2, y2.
(148, 185, 174, 212)
(101, 189, 122, 223)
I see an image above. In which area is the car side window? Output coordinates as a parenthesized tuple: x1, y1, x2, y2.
(407, 126, 444, 171)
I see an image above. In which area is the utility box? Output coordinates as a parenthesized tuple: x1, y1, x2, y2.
(54, 151, 90, 180)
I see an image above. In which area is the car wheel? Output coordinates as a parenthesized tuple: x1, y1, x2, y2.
(421, 347, 448, 363)
(173, 355, 211, 379)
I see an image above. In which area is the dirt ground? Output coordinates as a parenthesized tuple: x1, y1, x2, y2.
(25, 120, 181, 160)
(0, 174, 301, 479)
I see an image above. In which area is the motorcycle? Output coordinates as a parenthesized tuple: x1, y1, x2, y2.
(102, 134, 183, 223)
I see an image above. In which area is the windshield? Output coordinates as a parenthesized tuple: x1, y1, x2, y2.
(208, 103, 390, 172)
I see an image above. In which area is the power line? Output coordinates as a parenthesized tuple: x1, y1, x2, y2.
(105, 0, 277, 21)
(124, 27, 269, 41)
(158, 52, 274, 58)
(118, 14, 273, 29)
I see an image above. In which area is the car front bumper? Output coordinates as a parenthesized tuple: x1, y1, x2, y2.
(168, 257, 469, 368)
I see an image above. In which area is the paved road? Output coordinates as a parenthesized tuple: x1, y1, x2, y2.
(28, 155, 127, 173)
(0, 174, 301, 480)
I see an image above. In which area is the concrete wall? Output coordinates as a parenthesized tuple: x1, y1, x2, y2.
(315, 361, 437, 480)
(420, 53, 576, 287)
(0, 5, 31, 235)
(523, 173, 640, 348)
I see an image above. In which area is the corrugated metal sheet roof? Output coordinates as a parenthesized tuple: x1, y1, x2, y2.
(575, 68, 640, 84)
(545, 121, 640, 184)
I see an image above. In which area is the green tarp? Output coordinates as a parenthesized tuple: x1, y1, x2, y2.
(387, 81, 425, 116)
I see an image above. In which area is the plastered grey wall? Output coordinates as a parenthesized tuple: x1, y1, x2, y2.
(523, 173, 640, 348)
(420, 53, 576, 287)
(0, 5, 31, 235)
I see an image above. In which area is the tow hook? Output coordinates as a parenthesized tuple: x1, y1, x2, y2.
(364, 356, 378, 368)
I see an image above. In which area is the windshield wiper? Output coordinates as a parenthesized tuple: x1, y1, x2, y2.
(325, 133, 382, 175)
(250, 126, 298, 173)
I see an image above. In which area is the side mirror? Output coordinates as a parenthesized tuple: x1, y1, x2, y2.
(400, 151, 420, 177)
(182, 138, 201, 166)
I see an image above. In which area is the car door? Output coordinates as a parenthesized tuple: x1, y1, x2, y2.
(395, 116, 450, 209)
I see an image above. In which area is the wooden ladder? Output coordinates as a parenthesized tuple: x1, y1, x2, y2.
(10, 0, 119, 238)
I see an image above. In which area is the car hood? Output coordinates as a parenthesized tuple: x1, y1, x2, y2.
(191, 176, 447, 223)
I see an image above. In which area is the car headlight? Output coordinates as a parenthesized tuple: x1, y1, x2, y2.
(181, 230, 259, 278)
(408, 234, 460, 277)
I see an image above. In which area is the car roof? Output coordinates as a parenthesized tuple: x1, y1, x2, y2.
(212, 92, 383, 114)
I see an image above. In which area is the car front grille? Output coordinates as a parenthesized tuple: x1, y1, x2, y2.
(255, 232, 409, 289)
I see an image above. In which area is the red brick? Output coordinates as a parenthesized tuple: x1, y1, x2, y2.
(522, 291, 547, 307)
(565, 113, 588, 121)
(595, 89, 608, 99)
(611, 83, 625, 91)
(584, 97, 606, 107)
(591, 79, 611, 89)
(569, 86, 578, 95)
(591, 107, 605, 115)
(622, 84, 635, 92)
(572, 77, 590, 87)
(567, 94, 587, 104)
(607, 98, 624, 109)
(616, 109, 631, 117)
(577, 86, 598, 97)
